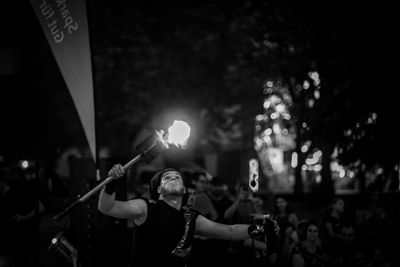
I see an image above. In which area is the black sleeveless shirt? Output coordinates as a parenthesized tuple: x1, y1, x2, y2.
(132, 199, 199, 267)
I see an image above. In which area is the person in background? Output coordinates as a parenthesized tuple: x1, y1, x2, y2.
(224, 182, 271, 267)
(272, 196, 299, 266)
(208, 176, 233, 223)
(272, 196, 299, 242)
(190, 171, 217, 220)
(335, 224, 365, 267)
(320, 197, 347, 255)
(183, 183, 197, 210)
(355, 186, 391, 266)
(224, 182, 264, 224)
(205, 176, 233, 267)
(292, 221, 329, 267)
(187, 171, 218, 267)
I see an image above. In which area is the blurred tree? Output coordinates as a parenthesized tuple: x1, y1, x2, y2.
(216, 0, 397, 197)
(3, 0, 396, 197)
(90, 0, 397, 196)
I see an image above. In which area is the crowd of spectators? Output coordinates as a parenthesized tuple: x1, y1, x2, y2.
(1, 161, 399, 267)
(171, 170, 399, 267)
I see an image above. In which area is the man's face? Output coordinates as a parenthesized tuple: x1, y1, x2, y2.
(240, 186, 250, 199)
(195, 175, 208, 192)
(306, 225, 319, 242)
(158, 170, 185, 197)
(341, 227, 355, 244)
(334, 199, 345, 213)
(210, 185, 223, 197)
(276, 198, 287, 211)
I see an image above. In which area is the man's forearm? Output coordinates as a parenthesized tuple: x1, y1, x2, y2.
(227, 224, 251, 240)
(207, 223, 250, 241)
(196, 215, 267, 241)
(98, 188, 116, 214)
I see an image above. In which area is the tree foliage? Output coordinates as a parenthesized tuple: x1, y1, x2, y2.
(89, 0, 397, 194)
(3, 1, 396, 193)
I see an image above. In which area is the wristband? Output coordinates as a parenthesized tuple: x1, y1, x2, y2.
(248, 223, 264, 239)
(104, 179, 117, 194)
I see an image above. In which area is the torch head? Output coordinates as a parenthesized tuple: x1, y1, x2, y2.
(135, 120, 191, 164)
(136, 130, 169, 163)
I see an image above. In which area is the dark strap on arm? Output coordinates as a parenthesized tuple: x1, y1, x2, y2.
(104, 178, 118, 194)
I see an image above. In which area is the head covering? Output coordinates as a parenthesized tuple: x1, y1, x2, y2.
(149, 168, 180, 201)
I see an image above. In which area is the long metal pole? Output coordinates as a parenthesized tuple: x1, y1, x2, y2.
(53, 154, 142, 221)
(53, 131, 168, 221)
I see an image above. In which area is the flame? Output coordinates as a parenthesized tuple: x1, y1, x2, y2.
(167, 120, 191, 148)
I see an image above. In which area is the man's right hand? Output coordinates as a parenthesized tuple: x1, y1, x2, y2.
(108, 164, 125, 179)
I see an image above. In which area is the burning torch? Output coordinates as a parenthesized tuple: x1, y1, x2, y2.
(53, 120, 191, 221)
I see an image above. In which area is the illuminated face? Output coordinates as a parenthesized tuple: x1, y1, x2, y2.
(306, 224, 319, 243)
(158, 170, 185, 197)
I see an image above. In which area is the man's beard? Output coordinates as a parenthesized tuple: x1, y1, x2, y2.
(160, 184, 185, 197)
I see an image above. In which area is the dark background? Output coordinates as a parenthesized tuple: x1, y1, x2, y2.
(1, 0, 397, 165)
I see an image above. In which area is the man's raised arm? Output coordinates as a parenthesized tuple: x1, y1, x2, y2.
(97, 164, 147, 220)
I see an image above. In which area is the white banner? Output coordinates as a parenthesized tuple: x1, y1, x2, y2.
(30, 0, 96, 162)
